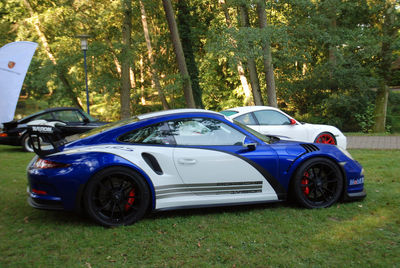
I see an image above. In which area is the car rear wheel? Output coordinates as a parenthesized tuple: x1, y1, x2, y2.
(292, 158, 343, 208)
(84, 167, 150, 227)
(21, 134, 34, 152)
(314, 132, 336, 145)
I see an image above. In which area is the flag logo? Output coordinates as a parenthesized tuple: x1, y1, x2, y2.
(8, 61, 16, 69)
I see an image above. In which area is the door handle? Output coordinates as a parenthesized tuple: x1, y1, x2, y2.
(177, 158, 197, 165)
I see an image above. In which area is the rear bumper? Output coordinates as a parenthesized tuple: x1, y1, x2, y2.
(0, 136, 19, 146)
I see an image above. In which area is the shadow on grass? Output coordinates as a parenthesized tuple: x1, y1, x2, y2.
(28, 201, 290, 227)
(0, 146, 27, 153)
(147, 201, 289, 221)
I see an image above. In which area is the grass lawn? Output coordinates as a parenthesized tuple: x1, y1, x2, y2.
(0, 145, 399, 267)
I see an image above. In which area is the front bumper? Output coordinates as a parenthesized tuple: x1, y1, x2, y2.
(27, 196, 64, 210)
(343, 189, 367, 201)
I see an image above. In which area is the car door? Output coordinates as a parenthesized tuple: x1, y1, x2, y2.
(168, 117, 283, 207)
(252, 110, 309, 142)
(53, 110, 91, 136)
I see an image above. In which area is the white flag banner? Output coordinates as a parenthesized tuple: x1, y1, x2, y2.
(0, 41, 38, 123)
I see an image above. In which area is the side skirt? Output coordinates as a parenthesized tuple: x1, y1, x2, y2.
(154, 199, 284, 212)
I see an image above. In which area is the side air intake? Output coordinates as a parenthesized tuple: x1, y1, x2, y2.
(300, 144, 320, 153)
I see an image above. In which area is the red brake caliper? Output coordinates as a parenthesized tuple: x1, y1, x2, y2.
(125, 188, 135, 211)
(301, 172, 310, 195)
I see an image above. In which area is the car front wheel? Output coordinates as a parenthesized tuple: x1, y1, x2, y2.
(314, 132, 336, 145)
(84, 167, 150, 227)
(292, 158, 343, 208)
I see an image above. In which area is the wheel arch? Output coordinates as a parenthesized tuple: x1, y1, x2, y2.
(75, 161, 156, 214)
(288, 155, 347, 200)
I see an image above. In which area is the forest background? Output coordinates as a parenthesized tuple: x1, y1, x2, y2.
(1, 0, 399, 133)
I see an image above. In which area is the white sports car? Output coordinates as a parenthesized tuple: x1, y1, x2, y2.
(221, 106, 347, 149)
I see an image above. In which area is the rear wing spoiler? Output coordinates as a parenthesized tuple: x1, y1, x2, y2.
(26, 120, 67, 157)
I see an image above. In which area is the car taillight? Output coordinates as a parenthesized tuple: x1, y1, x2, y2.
(34, 158, 70, 169)
(0, 133, 7, 137)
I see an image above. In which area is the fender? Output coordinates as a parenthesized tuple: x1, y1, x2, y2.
(47, 151, 156, 211)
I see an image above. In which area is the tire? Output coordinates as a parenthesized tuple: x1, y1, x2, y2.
(84, 167, 150, 227)
(21, 134, 34, 152)
(292, 158, 343, 208)
(314, 132, 336, 145)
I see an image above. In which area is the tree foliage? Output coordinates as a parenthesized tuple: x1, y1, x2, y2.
(1, 0, 399, 132)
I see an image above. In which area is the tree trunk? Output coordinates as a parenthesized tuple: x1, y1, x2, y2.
(176, 0, 203, 108)
(220, 0, 253, 106)
(257, 0, 277, 107)
(139, 0, 169, 110)
(373, 83, 389, 132)
(120, 0, 132, 119)
(162, 0, 196, 108)
(373, 1, 397, 132)
(328, 13, 338, 90)
(239, 4, 264, 106)
(23, 0, 82, 109)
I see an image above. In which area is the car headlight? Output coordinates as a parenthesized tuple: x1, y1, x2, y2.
(338, 147, 354, 160)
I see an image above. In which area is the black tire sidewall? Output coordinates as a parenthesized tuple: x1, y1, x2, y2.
(84, 167, 150, 227)
(293, 157, 343, 209)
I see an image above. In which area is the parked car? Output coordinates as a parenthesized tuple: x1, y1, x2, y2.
(220, 106, 347, 149)
(27, 109, 365, 227)
(0, 107, 107, 152)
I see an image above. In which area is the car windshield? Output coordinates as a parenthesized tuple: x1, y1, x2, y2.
(220, 110, 238, 116)
(232, 120, 272, 144)
(79, 117, 139, 139)
(81, 110, 99, 122)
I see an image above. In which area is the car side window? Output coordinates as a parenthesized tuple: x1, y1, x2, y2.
(119, 123, 174, 145)
(235, 113, 258, 125)
(253, 110, 291, 125)
(54, 110, 85, 122)
(168, 118, 246, 146)
(34, 113, 54, 120)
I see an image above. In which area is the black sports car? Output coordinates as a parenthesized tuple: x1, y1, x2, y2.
(0, 107, 107, 152)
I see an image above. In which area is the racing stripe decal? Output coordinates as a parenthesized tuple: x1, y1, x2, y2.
(156, 181, 263, 200)
(191, 148, 287, 200)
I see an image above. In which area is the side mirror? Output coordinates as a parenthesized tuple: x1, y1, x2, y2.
(290, 118, 297, 125)
(242, 136, 257, 151)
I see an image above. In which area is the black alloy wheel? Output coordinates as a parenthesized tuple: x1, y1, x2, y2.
(293, 158, 343, 208)
(84, 167, 150, 227)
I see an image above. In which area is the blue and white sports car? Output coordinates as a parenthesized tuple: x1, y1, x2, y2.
(27, 109, 366, 226)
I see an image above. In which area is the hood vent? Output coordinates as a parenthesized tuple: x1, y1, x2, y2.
(300, 143, 319, 153)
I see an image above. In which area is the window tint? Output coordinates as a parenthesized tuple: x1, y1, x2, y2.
(54, 110, 85, 122)
(253, 110, 290, 125)
(119, 123, 173, 145)
(168, 118, 245, 146)
(235, 113, 257, 125)
(220, 110, 238, 116)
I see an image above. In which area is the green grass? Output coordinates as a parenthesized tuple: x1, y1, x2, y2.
(0, 145, 399, 267)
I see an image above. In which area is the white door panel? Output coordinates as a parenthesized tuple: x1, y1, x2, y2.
(172, 147, 277, 201)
